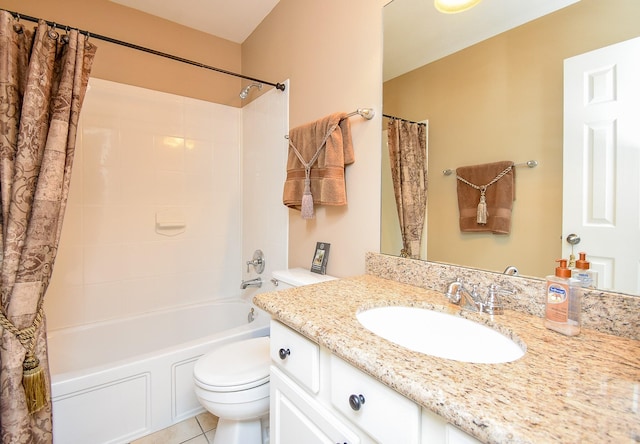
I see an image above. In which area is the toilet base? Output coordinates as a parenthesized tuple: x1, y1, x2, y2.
(212, 416, 266, 444)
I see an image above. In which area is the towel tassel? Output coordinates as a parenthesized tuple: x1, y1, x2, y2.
(477, 186, 488, 224)
(23, 351, 47, 414)
(301, 169, 314, 219)
(288, 120, 342, 220)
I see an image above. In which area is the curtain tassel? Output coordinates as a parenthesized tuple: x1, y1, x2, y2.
(477, 187, 488, 224)
(22, 351, 47, 414)
(301, 175, 314, 219)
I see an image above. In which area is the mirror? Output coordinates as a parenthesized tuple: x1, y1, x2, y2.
(382, 0, 640, 295)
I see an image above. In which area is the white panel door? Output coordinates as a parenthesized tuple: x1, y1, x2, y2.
(563, 36, 640, 294)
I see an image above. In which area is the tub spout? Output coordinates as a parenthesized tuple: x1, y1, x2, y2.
(241, 277, 262, 289)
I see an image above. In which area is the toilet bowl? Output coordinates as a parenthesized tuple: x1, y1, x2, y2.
(194, 336, 270, 444)
(194, 268, 337, 444)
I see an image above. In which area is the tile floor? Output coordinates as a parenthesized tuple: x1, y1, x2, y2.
(130, 412, 218, 444)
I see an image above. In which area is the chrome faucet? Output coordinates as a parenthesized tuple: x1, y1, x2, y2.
(445, 278, 484, 312)
(240, 277, 262, 289)
(503, 265, 519, 276)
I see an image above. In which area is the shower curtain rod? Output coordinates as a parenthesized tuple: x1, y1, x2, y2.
(383, 113, 426, 126)
(3, 9, 286, 92)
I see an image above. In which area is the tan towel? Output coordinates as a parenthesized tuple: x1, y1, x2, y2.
(283, 112, 354, 212)
(456, 161, 515, 234)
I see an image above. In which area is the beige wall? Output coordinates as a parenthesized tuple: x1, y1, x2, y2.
(0, 0, 243, 105)
(243, 0, 386, 277)
(2, 0, 387, 278)
(383, 0, 640, 278)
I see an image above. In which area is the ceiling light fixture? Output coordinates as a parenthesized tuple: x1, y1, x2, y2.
(434, 0, 482, 14)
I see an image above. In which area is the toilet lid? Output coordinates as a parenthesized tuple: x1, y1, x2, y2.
(194, 336, 270, 391)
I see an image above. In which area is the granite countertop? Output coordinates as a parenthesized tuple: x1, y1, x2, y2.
(253, 275, 640, 444)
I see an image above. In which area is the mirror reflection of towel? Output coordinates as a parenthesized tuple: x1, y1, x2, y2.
(283, 112, 354, 212)
(456, 161, 515, 234)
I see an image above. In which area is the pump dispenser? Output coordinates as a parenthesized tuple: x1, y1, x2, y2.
(572, 252, 598, 289)
(544, 259, 581, 336)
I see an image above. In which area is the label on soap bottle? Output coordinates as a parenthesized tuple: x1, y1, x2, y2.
(546, 283, 569, 322)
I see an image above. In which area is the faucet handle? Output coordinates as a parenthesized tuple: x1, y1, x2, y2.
(470, 283, 481, 301)
(482, 284, 504, 315)
(494, 284, 515, 295)
(246, 249, 265, 274)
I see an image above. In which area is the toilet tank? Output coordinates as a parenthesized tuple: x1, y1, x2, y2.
(272, 267, 337, 290)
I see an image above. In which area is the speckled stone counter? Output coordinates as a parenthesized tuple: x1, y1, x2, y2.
(254, 275, 640, 443)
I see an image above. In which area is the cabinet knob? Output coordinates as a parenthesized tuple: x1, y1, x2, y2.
(278, 348, 290, 360)
(348, 394, 365, 411)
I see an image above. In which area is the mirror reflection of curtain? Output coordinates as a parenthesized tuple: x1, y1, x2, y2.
(0, 12, 96, 441)
(387, 119, 427, 259)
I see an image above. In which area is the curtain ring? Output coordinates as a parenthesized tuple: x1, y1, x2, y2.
(48, 23, 59, 40)
(61, 26, 70, 44)
(12, 13, 23, 34)
(84, 32, 93, 49)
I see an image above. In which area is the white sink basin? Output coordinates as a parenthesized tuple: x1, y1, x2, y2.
(357, 306, 524, 364)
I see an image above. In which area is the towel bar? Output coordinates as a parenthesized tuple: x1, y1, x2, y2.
(443, 160, 537, 176)
(343, 108, 375, 120)
(284, 108, 375, 139)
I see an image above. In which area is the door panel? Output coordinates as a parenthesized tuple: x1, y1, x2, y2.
(563, 36, 640, 294)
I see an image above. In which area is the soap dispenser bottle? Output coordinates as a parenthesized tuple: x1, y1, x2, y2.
(545, 259, 581, 336)
(572, 252, 598, 289)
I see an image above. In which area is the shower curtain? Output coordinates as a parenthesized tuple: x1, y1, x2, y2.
(387, 119, 427, 259)
(0, 12, 95, 442)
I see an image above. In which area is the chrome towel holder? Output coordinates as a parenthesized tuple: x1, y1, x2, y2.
(443, 160, 538, 176)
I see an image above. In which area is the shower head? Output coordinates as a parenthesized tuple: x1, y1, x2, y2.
(239, 83, 263, 99)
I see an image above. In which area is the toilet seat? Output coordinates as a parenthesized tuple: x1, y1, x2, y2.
(194, 336, 270, 393)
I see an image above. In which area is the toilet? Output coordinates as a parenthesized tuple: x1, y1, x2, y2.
(193, 268, 336, 444)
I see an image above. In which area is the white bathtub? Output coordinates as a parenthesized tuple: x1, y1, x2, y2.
(48, 299, 270, 444)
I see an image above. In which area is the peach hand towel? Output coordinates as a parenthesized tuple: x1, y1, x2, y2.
(456, 161, 515, 234)
(283, 112, 354, 218)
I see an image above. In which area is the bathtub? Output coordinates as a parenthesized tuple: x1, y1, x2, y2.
(47, 299, 270, 444)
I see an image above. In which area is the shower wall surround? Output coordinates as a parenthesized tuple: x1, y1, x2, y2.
(241, 80, 290, 288)
(45, 78, 244, 330)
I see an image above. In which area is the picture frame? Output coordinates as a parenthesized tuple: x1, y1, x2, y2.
(310, 242, 330, 275)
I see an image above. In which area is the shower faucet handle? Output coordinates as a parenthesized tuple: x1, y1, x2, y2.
(246, 249, 265, 274)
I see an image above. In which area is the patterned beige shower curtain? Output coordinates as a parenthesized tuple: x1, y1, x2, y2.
(387, 119, 427, 259)
(0, 12, 95, 443)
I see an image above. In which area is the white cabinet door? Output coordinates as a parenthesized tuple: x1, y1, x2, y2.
(270, 320, 321, 393)
(330, 355, 421, 444)
(270, 366, 361, 444)
(422, 409, 483, 444)
(446, 425, 483, 444)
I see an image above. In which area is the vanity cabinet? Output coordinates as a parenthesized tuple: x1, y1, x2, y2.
(270, 320, 364, 443)
(269, 320, 481, 444)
